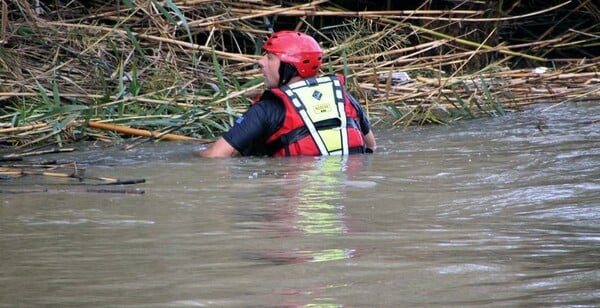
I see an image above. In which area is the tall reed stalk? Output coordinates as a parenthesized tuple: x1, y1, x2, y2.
(0, 0, 598, 148)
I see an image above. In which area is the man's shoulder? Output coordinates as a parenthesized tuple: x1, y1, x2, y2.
(253, 90, 286, 114)
(256, 90, 284, 104)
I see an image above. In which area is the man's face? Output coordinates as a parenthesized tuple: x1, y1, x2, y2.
(259, 52, 281, 89)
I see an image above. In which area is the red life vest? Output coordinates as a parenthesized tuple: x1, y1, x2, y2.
(264, 74, 366, 157)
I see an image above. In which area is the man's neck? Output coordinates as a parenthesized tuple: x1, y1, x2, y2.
(286, 76, 304, 85)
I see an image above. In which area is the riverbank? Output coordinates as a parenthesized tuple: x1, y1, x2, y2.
(1, 1, 599, 150)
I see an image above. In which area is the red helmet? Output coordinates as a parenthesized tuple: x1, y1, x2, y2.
(263, 31, 323, 78)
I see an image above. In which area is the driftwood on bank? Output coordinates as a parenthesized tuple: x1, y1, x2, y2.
(87, 121, 209, 142)
(0, 0, 598, 148)
(0, 158, 146, 194)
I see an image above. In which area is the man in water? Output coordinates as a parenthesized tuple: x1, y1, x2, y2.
(198, 30, 376, 157)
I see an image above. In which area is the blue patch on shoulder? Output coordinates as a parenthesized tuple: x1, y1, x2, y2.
(235, 116, 244, 124)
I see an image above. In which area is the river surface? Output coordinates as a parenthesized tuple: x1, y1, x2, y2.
(1, 102, 599, 307)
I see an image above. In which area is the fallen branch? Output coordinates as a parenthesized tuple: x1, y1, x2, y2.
(0, 188, 145, 194)
(2, 148, 76, 159)
(0, 167, 146, 185)
(87, 121, 208, 142)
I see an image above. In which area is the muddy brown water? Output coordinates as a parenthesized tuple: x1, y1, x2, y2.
(1, 102, 599, 307)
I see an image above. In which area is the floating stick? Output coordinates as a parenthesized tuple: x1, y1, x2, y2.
(0, 188, 145, 194)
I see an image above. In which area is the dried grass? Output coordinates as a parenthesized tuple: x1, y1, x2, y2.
(0, 0, 598, 148)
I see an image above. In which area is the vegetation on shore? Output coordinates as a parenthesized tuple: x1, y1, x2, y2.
(1, 0, 599, 151)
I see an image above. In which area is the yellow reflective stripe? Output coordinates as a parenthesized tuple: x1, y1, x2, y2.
(319, 129, 343, 153)
(289, 92, 329, 155)
(290, 83, 338, 122)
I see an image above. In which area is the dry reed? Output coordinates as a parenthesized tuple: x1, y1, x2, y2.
(0, 0, 598, 149)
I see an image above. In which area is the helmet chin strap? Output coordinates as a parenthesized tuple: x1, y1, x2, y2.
(278, 62, 299, 86)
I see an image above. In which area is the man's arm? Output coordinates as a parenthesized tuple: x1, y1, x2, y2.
(197, 137, 240, 158)
(363, 130, 376, 152)
(346, 92, 377, 152)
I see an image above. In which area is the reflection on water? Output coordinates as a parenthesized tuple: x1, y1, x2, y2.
(1, 102, 599, 306)
(236, 156, 364, 268)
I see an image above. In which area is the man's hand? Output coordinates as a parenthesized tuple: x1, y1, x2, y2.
(197, 137, 239, 158)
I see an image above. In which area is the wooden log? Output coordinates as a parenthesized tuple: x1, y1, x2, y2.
(87, 121, 207, 142)
(0, 188, 144, 194)
(2, 148, 75, 158)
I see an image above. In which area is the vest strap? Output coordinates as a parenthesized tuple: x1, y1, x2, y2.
(266, 117, 360, 156)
